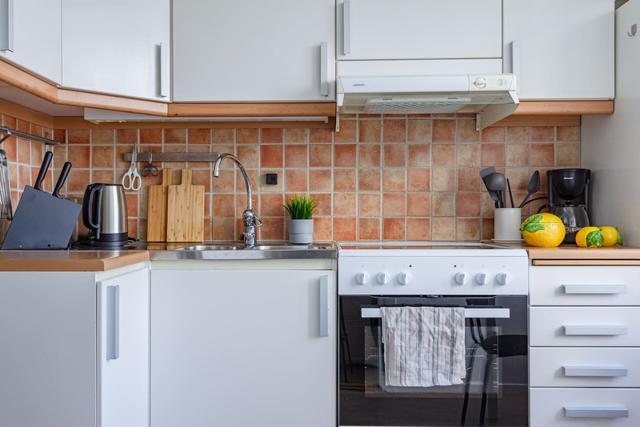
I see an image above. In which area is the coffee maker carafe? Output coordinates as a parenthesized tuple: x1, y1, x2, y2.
(547, 168, 591, 244)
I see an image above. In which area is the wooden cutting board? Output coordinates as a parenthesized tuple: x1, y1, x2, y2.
(166, 169, 205, 242)
(146, 168, 173, 242)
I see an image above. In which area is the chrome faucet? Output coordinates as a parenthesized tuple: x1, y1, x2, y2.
(213, 153, 261, 248)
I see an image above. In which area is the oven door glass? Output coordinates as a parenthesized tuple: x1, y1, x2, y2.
(339, 296, 528, 427)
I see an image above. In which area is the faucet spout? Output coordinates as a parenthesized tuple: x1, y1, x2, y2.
(213, 153, 252, 211)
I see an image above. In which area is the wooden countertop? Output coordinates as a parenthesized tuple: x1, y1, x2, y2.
(0, 251, 149, 272)
(525, 245, 640, 266)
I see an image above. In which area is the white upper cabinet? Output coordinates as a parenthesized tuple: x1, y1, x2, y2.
(61, 0, 170, 100)
(0, 0, 62, 83)
(503, 0, 614, 100)
(173, 0, 335, 102)
(337, 0, 502, 60)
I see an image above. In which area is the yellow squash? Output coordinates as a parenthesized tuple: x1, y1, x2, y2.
(600, 226, 623, 247)
(520, 213, 566, 247)
(575, 226, 604, 248)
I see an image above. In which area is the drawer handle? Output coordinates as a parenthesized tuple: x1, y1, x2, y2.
(0, 0, 13, 52)
(563, 325, 628, 336)
(564, 406, 629, 418)
(562, 284, 626, 295)
(342, 0, 351, 55)
(106, 285, 120, 360)
(563, 365, 629, 377)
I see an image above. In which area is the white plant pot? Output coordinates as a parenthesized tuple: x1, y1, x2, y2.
(288, 219, 314, 244)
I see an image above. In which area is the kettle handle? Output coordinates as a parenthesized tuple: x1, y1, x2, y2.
(82, 184, 103, 239)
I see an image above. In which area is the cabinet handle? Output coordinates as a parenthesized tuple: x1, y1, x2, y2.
(562, 284, 626, 295)
(510, 40, 520, 91)
(319, 42, 329, 97)
(106, 285, 120, 360)
(563, 325, 627, 336)
(158, 43, 168, 98)
(319, 275, 329, 337)
(343, 0, 351, 55)
(563, 365, 628, 378)
(0, 0, 13, 52)
(564, 406, 629, 418)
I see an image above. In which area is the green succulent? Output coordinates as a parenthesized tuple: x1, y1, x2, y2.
(283, 195, 317, 220)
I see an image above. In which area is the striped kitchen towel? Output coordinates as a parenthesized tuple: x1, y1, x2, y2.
(380, 306, 466, 387)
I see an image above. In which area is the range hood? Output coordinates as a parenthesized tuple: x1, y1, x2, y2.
(337, 74, 519, 130)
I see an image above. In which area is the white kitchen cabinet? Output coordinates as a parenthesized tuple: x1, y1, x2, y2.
(61, 0, 170, 100)
(503, 0, 614, 100)
(173, 0, 335, 102)
(0, 265, 150, 427)
(151, 268, 337, 427)
(0, 0, 62, 83)
(337, 0, 502, 60)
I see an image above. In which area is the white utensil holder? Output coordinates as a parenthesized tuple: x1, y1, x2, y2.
(494, 208, 522, 241)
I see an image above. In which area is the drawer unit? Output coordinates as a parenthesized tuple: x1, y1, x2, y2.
(530, 388, 638, 427)
(530, 348, 640, 388)
(530, 266, 640, 306)
(530, 307, 640, 347)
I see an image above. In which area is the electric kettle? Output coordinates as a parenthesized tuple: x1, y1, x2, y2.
(82, 183, 128, 246)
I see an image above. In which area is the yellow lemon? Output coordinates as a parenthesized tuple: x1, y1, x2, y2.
(575, 226, 604, 248)
(520, 213, 566, 247)
(600, 226, 623, 247)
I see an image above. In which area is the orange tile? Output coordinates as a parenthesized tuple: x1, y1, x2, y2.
(506, 127, 529, 142)
(164, 128, 185, 145)
(188, 128, 211, 144)
(92, 170, 115, 184)
(285, 169, 308, 192)
(432, 168, 455, 191)
(236, 145, 259, 168)
(432, 192, 455, 216)
(456, 119, 479, 142)
(481, 144, 505, 167)
(259, 168, 283, 193)
(407, 218, 431, 240)
(407, 193, 430, 216)
(2, 135, 16, 160)
(408, 144, 430, 167)
(310, 128, 333, 143)
(383, 218, 405, 240)
(358, 218, 381, 241)
(212, 171, 235, 193)
(530, 126, 555, 142)
(128, 219, 138, 239)
(212, 218, 236, 241)
(504, 168, 530, 192)
(91, 146, 113, 169)
(261, 128, 283, 144)
(16, 139, 30, 164)
(260, 193, 284, 217)
(260, 145, 283, 168)
(456, 218, 481, 240)
(213, 194, 236, 217)
(456, 192, 481, 217)
(457, 144, 481, 168)
(313, 217, 333, 241)
(481, 126, 505, 143)
(67, 129, 90, 144)
(285, 145, 308, 168)
(212, 129, 235, 144)
(334, 193, 357, 216)
(310, 194, 331, 217)
(358, 168, 380, 192)
(481, 218, 494, 240)
(114, 129, 136, 145)
(236, 169, 258, 193)
(335, 120, 357, 143)
(309, 169, 332, 192)
(557, 126, 580, 142)
(91, 128, 114, 145)
(530, 144, 554, 166)
(457, 168, 481, 192)
(67, 169, 90, 194)
(432, 120, 455, 143)
(236, 128, 259, 144)
(139, 128, 160, 145)
(309, 144, 332, 167)
(333, 169, 356, 192)
(505, 144, 529, 166)
(358, 144, 381, 168)
(408, 168, 430, 192)
(383, 119, 406, 143)
(407, 119, 431, 143)
(334, 144, 356, 167)
(432, 144, 455, 167)
(359, 193, 381, 217)
(192, 169, 212, 192)
(359, 120, 381, 143)
(384, 144, 406, 167)
(284, 128, 309, 144)
(126, 193, 138, 218)
(333, 217, 356, 240)
(556, 143, 580, 167)
(18, 165, 31, 188)
(383, 193, 406, 216)
(68, 146, 90, 169)
(383, 168, 405, 191)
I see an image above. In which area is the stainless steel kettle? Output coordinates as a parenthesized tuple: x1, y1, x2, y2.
(82, 183, 128, 246)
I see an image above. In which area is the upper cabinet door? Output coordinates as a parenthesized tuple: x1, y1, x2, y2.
(337, 0, 502, 60)
(0, 0, 62, 83)
(173, 0, 335, 102)
(61, 0, 170, 100)
(503, 0, 614, 100)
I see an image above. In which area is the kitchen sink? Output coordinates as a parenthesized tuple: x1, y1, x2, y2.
(176, 243, 328, 251)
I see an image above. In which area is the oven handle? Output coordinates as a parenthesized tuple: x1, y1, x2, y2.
(360, 307, 511, 319)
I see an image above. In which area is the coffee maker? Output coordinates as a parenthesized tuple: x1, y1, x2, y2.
(547, 168, 591, 244)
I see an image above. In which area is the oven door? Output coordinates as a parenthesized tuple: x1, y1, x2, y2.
(339, 295, 528, 427)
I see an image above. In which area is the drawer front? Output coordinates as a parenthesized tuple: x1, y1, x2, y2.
(531, 348, 640, 387)
(530, 388, 640, 427)
(530, 266, 640, 306)
(530, 307, 640, 347)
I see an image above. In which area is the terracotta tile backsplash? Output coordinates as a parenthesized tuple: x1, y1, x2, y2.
(3, 111, 581, 242)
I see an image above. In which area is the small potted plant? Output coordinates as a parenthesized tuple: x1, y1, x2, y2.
(284, 195, 317, 244)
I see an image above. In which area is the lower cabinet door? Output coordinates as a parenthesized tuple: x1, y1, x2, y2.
(151, 269, 337, 427)
(98, 268, 150, 427)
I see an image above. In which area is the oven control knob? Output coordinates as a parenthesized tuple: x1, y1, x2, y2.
(397, 272, 411, 286)
(454, 272, 467, 286)
(474, 273, 489, 286)
(496, 272, 509, 286)
(376, 272, 390, 285)
(355, 272, 369, 286)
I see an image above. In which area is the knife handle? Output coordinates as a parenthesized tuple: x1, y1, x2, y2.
(34, 151, 53, 191)
(53, 162, 72, 198)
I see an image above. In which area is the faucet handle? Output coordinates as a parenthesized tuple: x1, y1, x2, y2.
(254, 215, 263, 228)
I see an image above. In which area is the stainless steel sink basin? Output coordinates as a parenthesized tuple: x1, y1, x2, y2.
(150, 242, 336, 260)
(176, 245, 239, 251)
(177, 243, 328, 251)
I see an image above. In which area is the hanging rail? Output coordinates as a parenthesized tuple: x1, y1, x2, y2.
(0, 126, 60, 146)
(124, 151, 221, 163)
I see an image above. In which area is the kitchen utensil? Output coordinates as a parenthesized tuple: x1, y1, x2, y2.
(0, 149, 12, 244)
(121, 145, 141, 191)
(146, 168, 173, 242)
(141, 151, 159, 177)
(82, 183, 129, 247)
(494, 208, 523, 241)
(166, 169, 204, 242)
(52, 162, 72, 198)
(2, 151, 81, 250)
(480, 167, 500, 208)
(518, 170, 540, 208)
(486, 172, 507, 208)
(507, 178, 515, 208)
